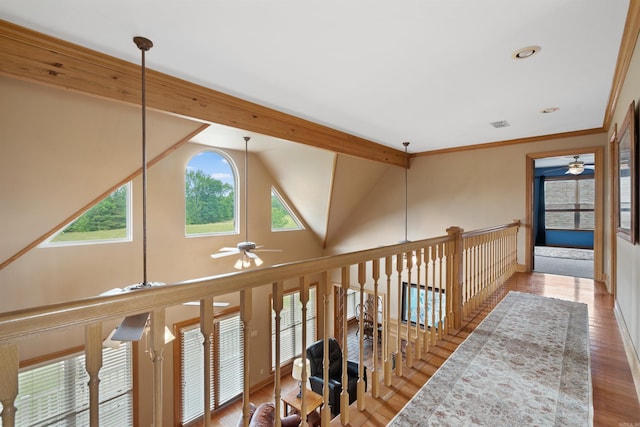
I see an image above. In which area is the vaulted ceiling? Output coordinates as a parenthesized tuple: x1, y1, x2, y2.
(0, 1, 635, 156)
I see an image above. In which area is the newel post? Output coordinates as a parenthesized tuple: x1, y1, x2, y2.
(446, 226, 464, 330)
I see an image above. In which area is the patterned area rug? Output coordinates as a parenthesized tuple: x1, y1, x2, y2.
(388, 292, 591, 426)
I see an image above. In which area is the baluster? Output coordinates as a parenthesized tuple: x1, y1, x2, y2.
(240, 289, 252, 427)
(85, 323, 102, 427)
(340, 267, 350, 425)
(149, 309, 167, 427)
(356, 263, 366, 410)
(200, 297, 214, 427)
(395, 253, 403, 378)
(0, 343, 18, 427)
(404, 251, 413, 368)
(383, 256, 393, 386)
(430, 245, 437, 345)
(422, 247, 430, 356)
(371, 258, 381, 397)
(414, 249, 423, 361)
(272, 283, 283, 427)
(299, 276, 310, 427)
(320, 272, 331, 427)
(437, 243, 445, 338)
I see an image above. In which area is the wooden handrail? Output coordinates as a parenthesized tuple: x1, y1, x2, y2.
(0, 235, 451, 344)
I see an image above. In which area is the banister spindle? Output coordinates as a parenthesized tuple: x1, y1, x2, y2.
(371, 258, 381, 397)
(383, 256, 393, 386)
(85, 323, 102, 427)
(357, 262, 366, 410)
(272, 283, 283, 427)
(200, 297, 214, 427)
(395, 253, 403, 378)
(340, 266, 350, 425)
(0, 344, 18, 427)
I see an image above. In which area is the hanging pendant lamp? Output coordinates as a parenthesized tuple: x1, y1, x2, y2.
(109, 36, 164, 342)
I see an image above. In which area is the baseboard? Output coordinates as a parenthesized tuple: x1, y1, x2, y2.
(516, 263, 527, 272)
(614, 300, 640, 403)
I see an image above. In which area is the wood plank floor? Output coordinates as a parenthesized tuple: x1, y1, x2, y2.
(206, 272, 640, 426)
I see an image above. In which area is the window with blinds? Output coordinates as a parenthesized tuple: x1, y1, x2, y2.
(271, 287, 317, 369)
(6, 343, 133, 427)
(178, 312, 244, 425)
(544, 176, 595, 230)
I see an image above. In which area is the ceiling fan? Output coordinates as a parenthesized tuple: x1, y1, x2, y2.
(210, 136, 281, 269)
(546, 155, 595, 175)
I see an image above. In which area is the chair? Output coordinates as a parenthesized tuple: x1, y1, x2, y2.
(236, 402, 301, 427)
(306, 338, 367, 417)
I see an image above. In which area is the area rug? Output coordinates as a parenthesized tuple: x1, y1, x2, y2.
(388, 292, 591, 426)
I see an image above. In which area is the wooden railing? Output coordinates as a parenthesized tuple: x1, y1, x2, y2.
(0, 221, 519, 427)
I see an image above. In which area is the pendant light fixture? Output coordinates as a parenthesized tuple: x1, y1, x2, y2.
(211, 136, 281, 269)
(109, 36, 164, 342)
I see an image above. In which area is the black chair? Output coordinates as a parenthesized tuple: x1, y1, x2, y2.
(306, 338, 367, 417)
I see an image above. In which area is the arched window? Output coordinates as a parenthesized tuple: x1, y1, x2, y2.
(185, 150, 237, 236)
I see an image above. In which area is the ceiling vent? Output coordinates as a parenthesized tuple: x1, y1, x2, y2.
(490, 120, 510, 128)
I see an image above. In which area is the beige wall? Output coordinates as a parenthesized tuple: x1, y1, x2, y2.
(328, 133, 606, 263)
(607, 31, 640, 361)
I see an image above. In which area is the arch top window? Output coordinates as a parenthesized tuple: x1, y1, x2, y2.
(185, 150, 237, 236)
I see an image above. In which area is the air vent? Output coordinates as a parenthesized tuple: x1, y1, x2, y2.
(490, 120, 510, 128)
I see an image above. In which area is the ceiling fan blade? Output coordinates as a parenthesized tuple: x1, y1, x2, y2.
(219, 247, 240, 252)
(254, 248, 283, 252)
(211, 249, 240, 259)
(111, 312, 149, 341)
(245, 251, 259, 259)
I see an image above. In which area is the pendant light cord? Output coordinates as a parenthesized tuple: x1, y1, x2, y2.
(403, 141, 410, 243)
(134, 36, 153, 285)
(243, 136, 250, 243)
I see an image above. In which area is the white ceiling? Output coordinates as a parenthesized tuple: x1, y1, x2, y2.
(0, 1, 630, 154)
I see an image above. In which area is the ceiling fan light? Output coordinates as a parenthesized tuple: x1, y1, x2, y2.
(567, 166, 584, 175)
(234, 258, 244, 270)
(254, 256, 263, 267)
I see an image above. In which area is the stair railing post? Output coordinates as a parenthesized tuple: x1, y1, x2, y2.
(446, 226, 464, 330)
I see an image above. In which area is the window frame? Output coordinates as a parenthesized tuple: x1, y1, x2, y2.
(40, 182, 132, 247)
(270, 187, 304, 232)
(184, 149, 238, 238)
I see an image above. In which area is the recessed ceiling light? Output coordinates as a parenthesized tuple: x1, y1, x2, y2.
(512, 45, 541, 59)
(540, 107, 559, 114)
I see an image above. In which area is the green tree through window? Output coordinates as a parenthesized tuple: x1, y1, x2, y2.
(185, 150, 236, 235)
(46, 183, 131, 245)
(271, 188, 302, 231)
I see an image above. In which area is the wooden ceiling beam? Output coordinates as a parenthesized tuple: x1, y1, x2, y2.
(0, 20, 406, 167)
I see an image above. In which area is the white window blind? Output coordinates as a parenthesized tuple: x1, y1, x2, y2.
(216, 315, 244, 404)
(272, 288, 317, 368)
(179, 312, 244, 425)
(180, 326, 214, 425)
(3, 343, 133, 427)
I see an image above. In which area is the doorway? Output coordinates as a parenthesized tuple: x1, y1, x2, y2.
(525, 147, 604, 280)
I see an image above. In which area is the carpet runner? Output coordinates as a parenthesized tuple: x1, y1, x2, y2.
(388, 292, 591, 426)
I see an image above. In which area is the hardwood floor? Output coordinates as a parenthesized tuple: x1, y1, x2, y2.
(207, 272, 640, 426)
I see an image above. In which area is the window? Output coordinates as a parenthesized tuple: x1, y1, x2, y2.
(42, 183, 132, 246)
(271, 187, 303, 231)
(185, 150, 236, 236)
(8, 343, 133, 426)
(271, 287, 317, 369)
(544, 176, 595, 230)
(178, 312, 244, 425)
